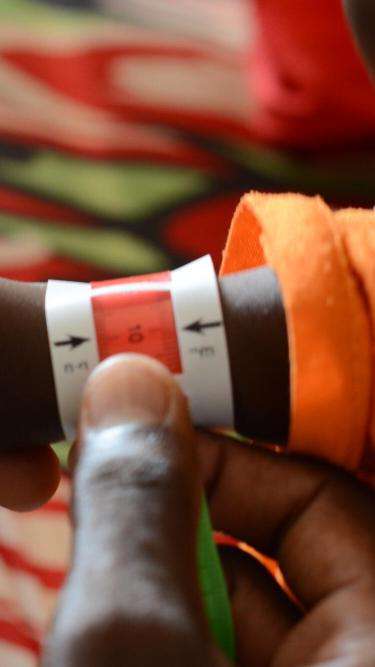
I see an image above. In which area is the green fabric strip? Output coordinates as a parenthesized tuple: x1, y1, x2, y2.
(198, 497, 235, 660)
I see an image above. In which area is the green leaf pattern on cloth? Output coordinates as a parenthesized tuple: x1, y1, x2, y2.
(0, 213, 168, 273)
(0, 153, 211, 222)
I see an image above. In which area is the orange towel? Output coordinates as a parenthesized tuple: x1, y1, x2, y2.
(221, 192, 375, 472)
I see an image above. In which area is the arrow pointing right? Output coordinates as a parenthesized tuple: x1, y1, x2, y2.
(54, 335, 90, 350)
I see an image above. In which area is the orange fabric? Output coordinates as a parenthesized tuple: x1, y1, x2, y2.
(221, 192, 374, 470)
(335, 210, 375, 458)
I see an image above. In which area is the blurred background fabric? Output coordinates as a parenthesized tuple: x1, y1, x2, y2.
(0, 0, 254, 283)
(0, 1, 374, 664)
(0, 0, 374, 287)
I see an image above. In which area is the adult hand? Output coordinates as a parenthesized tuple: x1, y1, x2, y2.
(42, 355, 375, 666)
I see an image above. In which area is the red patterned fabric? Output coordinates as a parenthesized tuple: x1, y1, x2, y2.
(249, 0, 375, 148)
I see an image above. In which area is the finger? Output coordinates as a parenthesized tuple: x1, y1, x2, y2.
(0, 445, 60, 511)
(221, 546, 300, 667)
(198, 433, 375, 608)
(44, 354, 218, 667)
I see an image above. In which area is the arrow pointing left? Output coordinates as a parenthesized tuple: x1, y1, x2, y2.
(54, 335, 90, 350)
(183, 319, 222, 334)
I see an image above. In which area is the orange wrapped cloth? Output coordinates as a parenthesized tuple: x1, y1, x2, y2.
(221, 192, 375, 473)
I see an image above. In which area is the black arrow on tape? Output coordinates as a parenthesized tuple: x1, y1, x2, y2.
(183, 319, 222, 334)
(54, 335, 90, 350)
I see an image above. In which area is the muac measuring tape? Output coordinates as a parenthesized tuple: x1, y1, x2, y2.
(46, 255, 235, 659)
(46, 255, 233, 439)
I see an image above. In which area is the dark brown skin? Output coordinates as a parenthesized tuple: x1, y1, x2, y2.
(220, 267, 289, 443)
(0, 267, 288, 509)
(0, 268, 289, 450)
(42, 356, 375, 666)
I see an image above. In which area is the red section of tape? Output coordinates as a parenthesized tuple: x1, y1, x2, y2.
(91, 272, 182, 374)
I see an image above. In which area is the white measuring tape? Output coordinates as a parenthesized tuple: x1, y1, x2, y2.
(46, 255, 234, 440)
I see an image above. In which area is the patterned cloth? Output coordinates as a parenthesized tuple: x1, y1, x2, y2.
(0, 1, 374, 663)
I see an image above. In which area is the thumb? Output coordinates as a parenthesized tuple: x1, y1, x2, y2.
(43, 354, 215, 667)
